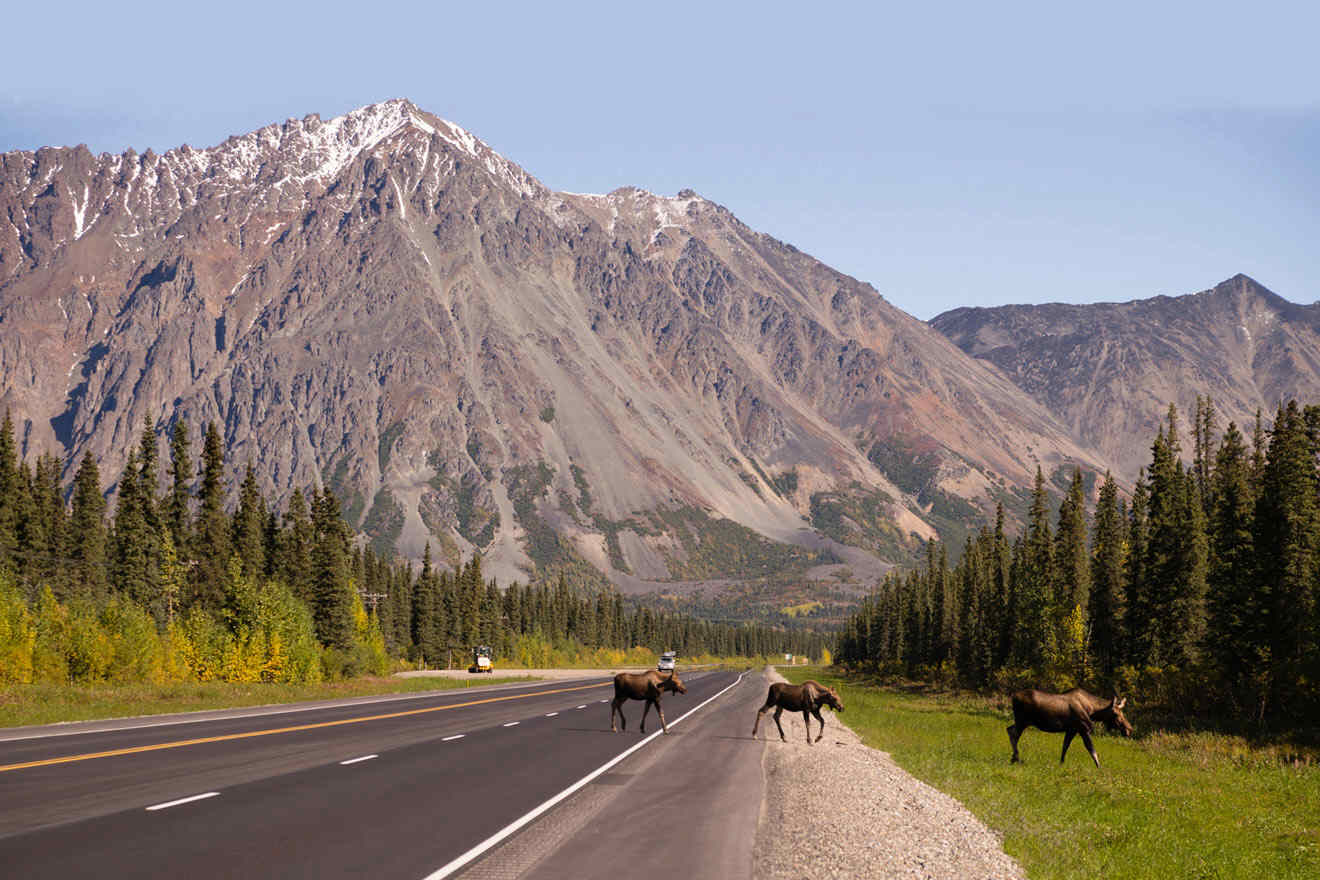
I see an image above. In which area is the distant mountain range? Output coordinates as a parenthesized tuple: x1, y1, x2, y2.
(931, 274, 1320, 478)
(1, 100, 1314, 614)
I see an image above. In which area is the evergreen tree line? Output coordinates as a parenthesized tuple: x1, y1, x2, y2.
(836, 398, 1320, 728)
(0, 412, 826, 684)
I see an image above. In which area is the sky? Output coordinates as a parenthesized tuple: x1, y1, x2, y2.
(3, 1, 1317, 319)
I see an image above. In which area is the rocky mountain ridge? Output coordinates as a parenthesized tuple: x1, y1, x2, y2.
(931, 274, 1320, 478)
(1, 99, 1109, 605)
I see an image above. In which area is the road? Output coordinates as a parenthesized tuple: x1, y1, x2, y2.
(0, 668, 764, 879)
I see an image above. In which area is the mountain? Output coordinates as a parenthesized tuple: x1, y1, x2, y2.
(931, 274, 1320, 479)
(0, 99, 1108, 609)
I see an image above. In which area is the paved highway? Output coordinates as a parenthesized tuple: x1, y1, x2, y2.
(0, 669, 756, 879)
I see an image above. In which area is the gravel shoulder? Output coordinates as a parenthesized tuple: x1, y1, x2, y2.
(754, 667, 1024, 880)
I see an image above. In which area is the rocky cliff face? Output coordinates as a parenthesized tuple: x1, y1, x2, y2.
(931, 274, 1320, 479)
(0, 99, 1107, 595)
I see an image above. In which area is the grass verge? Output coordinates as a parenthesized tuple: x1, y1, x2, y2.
(780, 667, 1319, 880)
(0, 676, 539, 729)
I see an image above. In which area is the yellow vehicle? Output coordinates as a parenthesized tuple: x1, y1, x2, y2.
(468, 645, 494, 673)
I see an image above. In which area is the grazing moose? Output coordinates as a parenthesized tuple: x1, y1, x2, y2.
(610, 670, 687, 734)
(752, 680, 844, 744)
(1007, 688, 1133, 768)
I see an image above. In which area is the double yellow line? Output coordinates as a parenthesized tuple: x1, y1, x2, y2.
(0, 681, 610, 774)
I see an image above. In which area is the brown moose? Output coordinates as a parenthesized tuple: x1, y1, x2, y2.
(610, 670, 687, 734)
(752, 680, 844, 744)
(1007, 688, 1133, 767)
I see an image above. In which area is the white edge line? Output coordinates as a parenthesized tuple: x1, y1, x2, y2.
(146, 791, 220, 811)
(420, 671, 746, 880)
(340, 754, 378, 765)
(503, 722, 520, 727)
(442, 734, 465, 741)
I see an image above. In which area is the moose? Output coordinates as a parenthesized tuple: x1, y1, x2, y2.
(752, 680, 844, 744)
(1007, 688, 1133, 768)
(610, 669, 687, 734)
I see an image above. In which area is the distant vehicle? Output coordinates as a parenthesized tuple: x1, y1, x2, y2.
(469, 645, 494, 673)
(657, 651, 677, 672)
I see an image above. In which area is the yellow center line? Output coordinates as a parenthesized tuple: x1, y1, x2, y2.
(0, 681, 611, 774)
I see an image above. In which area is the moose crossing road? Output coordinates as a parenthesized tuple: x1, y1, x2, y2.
(0, 668, 765, 878)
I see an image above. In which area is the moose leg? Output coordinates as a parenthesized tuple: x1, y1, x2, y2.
(657, 700, 669, 734)
(802, 710, 813, 745)
(811, 707, 826, 742)
(640, 698, 652, 733)
(611, 697, 626, 732)
(753, 703, 770, 738)
(1079, 728, 1100, 768)
(772, 706, 787, 742)
(1007, 724, 1022, 763)
(1060, 730, 1076, 763)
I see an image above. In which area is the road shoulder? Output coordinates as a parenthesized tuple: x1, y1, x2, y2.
(754, 667, 1024, 880)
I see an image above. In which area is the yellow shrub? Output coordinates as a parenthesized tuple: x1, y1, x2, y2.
(0, 574, 35, 684)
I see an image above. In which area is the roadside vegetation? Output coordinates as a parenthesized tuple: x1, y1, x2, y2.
(782, 667, 1320, 880)
(838, 398, 1320, 736)
(0, 411, 828, 723)
(0, 674, 535, 729)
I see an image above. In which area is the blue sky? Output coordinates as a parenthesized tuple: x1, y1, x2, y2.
(4, 1, 1316, 318)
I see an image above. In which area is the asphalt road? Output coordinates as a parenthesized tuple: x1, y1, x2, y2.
(0, 669, 753, 879)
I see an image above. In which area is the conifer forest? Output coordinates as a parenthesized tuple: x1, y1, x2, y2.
(837, 398, 1320, 730)
(0, 413, 827, 686)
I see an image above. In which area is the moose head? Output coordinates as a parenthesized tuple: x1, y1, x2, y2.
(1104, 695, 1133, 736)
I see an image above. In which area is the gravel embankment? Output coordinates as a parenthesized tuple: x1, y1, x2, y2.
(754, 668, 1024, 880)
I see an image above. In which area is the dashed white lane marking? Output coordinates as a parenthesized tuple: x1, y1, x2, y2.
(146, 792, 220, 811)
(544, 712, 558, 717)
(599, 699, 609, 703)
(576, 705, 587, 709)
(421, 671, 747, 880)
(340, 754, 378, 765)
(443, 734, 466, 742)
(503, 722, 520, 727)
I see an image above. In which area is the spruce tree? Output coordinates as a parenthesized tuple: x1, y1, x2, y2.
(137, 413, 161, 534)
(1192, 395, 1217, 516)
(192, 422, 231, 608)
(111, 449, 154, 610)
(412, 543, 436, 664)
(31, 454, 68, 595)
(167, 419, 192, 554)
(310, 487, 353, 649)
(1125, 470, 1152, 668)
(68, 451, 108, 600)
(0, 410, 17, 572)
(276, 487, 314, 602)
(1054, 469, 1091, 649)
(232, 462, 267, 579)
(1089, 472, 1127, 678)
(1208, 422, 1257, 694)
(1013, 467, 1055, 669)
(1253, 402, 1319, 718)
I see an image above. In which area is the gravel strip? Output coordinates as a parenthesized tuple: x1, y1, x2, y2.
(754, 668, 1024, 880)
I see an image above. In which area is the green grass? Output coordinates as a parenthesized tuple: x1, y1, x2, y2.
(781, 667, 1320, 880)
(0, 675, 538, 729)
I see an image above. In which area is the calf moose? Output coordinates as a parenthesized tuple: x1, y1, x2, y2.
(1007, 688, 1133, 768)
(752, 680, 844, 744)
(610, 670, 687, 734)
